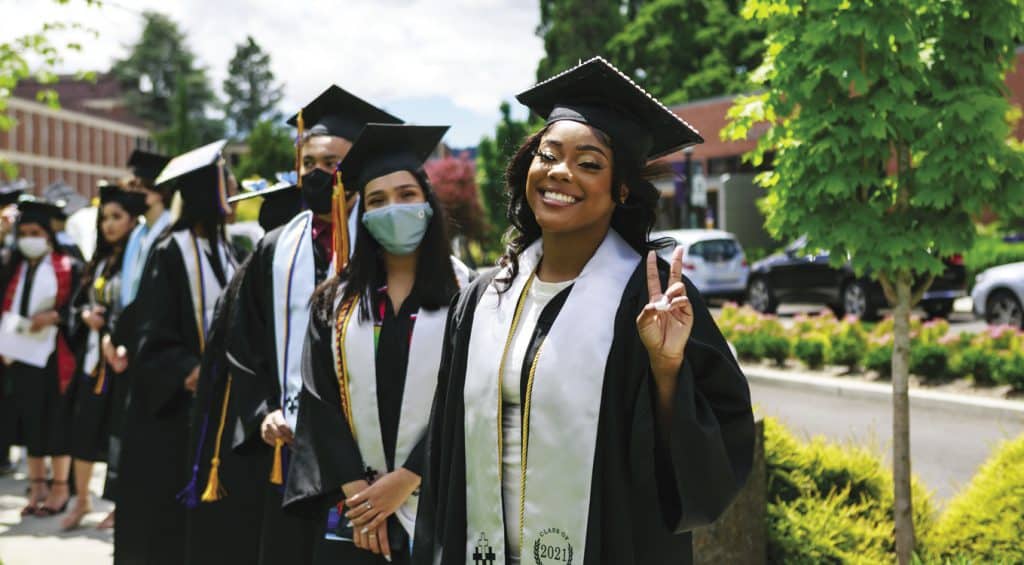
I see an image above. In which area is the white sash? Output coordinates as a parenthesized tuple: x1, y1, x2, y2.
(271, 211, 316, 430)
(170, 231, 235, 343)
(82, 259, 107, 376)
(6, 255, 59, 360)
(463, 230, 639, 565)
(331, 257, 471, 537)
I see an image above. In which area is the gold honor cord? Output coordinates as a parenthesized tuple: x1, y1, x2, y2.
(91, 275, 107, 395)
(334, 296, 359, 436)
(495, 273, 536, 488)
(201, 374, 232, 502)
(518, 340, 545, 551)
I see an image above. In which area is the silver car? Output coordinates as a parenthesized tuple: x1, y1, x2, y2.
(652, 229, 749, 300)
(971, 261, 1024, 328)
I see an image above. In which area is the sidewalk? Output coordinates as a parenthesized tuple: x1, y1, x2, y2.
(0, 456, 113, 565)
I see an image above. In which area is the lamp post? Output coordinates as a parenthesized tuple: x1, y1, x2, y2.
(681, 146, 694, 227)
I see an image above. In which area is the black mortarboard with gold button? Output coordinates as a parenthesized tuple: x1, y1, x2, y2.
(127, 149, 172, 183)
(516, 56, 703, 163)
(228, 181, 303, 232)
(286, 85, 403, 141)
(337, 123, 448, 192)
(99, 181, 148, 217)
(156, 139, 232, 219)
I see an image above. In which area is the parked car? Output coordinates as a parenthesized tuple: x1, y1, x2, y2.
(746, 236, 967, 320)
(652, 229, 749, 301)
(970, 261, 1024, 328)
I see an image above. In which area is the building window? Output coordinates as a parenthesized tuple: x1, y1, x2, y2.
(24, 112, 34, 155)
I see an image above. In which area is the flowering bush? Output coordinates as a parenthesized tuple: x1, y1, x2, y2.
(831, 316, 869, 370)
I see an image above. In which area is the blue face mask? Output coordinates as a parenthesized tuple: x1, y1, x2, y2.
(361, 202, 433, 255)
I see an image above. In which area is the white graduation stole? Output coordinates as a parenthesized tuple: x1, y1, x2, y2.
(6, 254, 59, 360)
(463, 230, 639, 565)
(272, 211, 316, 430)
(170, 230, 235, 344)
(331, 257, 471, 537)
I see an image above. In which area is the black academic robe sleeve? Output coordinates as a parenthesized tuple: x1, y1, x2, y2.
(132, 239, 201, 416)
(225, 233, 281, 451)
(282, 304, 367, 516)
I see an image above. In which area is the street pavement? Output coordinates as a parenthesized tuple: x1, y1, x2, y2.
(0, 461, 113, 564)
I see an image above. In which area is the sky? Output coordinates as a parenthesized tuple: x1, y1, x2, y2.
(3, 0, 544, 147)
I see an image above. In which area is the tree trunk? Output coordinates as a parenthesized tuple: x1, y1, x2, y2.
(892, 272, 915, 564)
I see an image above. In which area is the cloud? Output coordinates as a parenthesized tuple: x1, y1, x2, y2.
(4, 0, 544, 144)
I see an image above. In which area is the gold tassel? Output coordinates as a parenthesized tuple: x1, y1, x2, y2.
(269, 439, 284, 485)
(295, 110, 305, 188)
(92, 361, 106, 396)
(201, 375, 232, 502)
(332, 171, 351, 276)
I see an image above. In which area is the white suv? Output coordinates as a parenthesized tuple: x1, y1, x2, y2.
(971, 261, 1024, 328)
(651, 229, 749, 301)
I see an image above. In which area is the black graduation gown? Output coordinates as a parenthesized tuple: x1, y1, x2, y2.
(183, 255, 266, 565)
(0, 255, 81, 458)
(114, 235, 217, 565)
(103, 279, 146, 502)
(413, 266, 756, 565)
(224, 225, 329, 565)
(281, 290, 429, 565)
(66, 263, 124, 462)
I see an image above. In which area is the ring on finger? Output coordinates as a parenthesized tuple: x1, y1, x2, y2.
(364, 501, 372, 510)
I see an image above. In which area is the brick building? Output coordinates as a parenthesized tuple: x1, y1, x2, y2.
(0, 74, 154, 200)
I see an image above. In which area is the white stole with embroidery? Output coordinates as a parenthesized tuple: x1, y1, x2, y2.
(5, 254, 59, 361)
(271, 211, 316, 430)
(463, 230, 639, 565)
(332, 257, 471, 537)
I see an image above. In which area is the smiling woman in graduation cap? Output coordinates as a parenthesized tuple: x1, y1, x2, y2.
(282, 123, 473, 565)
(221, 85, 403, 565)
(413, 57, 755, 565)
(61, 182, 146, 530)
(114, 140, 238, 565)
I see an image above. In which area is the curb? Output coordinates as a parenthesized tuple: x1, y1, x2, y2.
(743, 364, 1024, 422)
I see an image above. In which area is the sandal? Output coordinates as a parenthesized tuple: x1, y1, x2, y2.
(97, 510, 115, 530)
(60, 501, 93, 531)
(21, 479, 47, 517)
(35, 480, 69, 517)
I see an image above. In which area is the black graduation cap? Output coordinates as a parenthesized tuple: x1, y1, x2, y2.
(516, 56, 703, 162)
(338, 124, 448, 192)
(16, 198, 63, 228)
(128, 149, 171, 182)
(286, 85, 403, 140)
(99, 182, 148, 217)
(228, 181, 303, 232)
(0, 185, 24, 207)
(156, 140, 233, 219)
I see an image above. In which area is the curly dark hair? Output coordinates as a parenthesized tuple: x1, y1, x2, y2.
(496, 123, 672, 292)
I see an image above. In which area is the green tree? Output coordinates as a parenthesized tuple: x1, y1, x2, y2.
(535, 0, 627, 80)
(475, 102, 532, 254)
(723, 1, 1024, 561)
(1, 0, 97, 179)
(223, 36, 284, 137)
(112, 11, 221, 151)
(608, 0, 765, 104)
(234, 120, 294, 180)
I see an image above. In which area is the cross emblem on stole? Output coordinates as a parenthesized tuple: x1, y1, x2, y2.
(472, 533, 496, 565)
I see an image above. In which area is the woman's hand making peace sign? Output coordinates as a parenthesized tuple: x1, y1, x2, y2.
(636, 247, 695, 387)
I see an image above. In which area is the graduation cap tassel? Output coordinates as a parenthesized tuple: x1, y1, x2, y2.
(200, 375, 233, 502)
(332, 171, 350, 276)
(295, 110, 305, 189)
(269, 439, 284, 485)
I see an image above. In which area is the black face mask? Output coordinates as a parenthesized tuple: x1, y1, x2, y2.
(301, 168, 335, 214)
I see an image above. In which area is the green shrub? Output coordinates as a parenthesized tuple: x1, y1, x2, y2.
(761, 334, 792, 366)
(794, 333, 830, 370)
(957, 346, 1000, 385)
(994, 352, 1024, 391)
(916, 319, 951, 346)
(733, 329, 763, 361)
(764, 418, 935, 564)
(864, 338, 893, 378)
(910, 343, 950, 381)
(926, 434, 1024, 563)
(832, 318, 869, 370)
(962, 233, 1024, 282)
